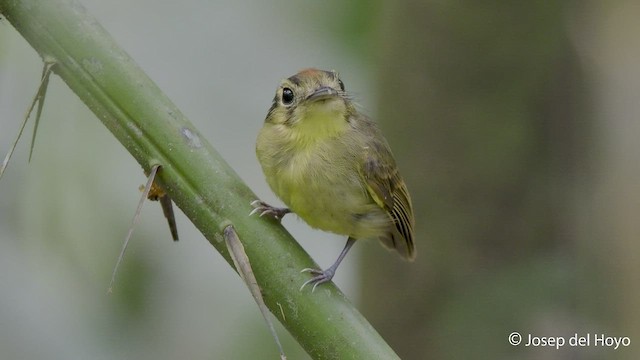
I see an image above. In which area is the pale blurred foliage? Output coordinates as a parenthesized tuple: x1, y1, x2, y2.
(580, 0, 640, 354)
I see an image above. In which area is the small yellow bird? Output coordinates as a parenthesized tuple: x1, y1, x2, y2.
(253, 68, 415, 290)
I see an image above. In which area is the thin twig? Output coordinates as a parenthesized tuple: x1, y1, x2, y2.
(159, 190, 179, 241)
(108, 164, 161, 293)
(0, 61, 55, 180)
(28, 61, 54, 162)
(224, 225, 287, 360)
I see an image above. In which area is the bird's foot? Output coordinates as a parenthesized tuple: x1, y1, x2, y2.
(300, 267, 335, 292)
(249, 200, 291, 220)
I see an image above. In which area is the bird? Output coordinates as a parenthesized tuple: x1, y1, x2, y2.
(252, 68, 415, 291)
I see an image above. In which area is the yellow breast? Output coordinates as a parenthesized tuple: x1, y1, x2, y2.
(257, 123, 391, 240)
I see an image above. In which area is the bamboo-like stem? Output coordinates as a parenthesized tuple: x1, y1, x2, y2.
(0, 1, 399, 359)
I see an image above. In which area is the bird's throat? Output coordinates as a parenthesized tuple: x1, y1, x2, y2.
(291, 102, 349, 145)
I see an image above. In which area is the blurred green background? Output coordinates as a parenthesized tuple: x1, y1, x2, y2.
(1, 1, 638, 359)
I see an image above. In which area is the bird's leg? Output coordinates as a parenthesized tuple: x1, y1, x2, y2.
(301, 237, 356, 292)
(250, 200, 291, 221)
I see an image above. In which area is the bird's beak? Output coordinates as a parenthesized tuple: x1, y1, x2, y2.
(306, 86, 338, 102)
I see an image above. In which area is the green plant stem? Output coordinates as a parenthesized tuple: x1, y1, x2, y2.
(0, 1, 399, 359)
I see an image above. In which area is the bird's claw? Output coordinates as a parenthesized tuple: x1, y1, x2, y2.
(300, 267, 335, 292)
(249, 200, 290, 220)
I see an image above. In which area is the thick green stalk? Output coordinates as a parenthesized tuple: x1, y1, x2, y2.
(0, 0, 399, 359)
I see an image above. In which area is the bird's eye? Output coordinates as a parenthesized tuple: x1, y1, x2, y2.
(281, 88, 294, 105)
(338, 79, 345, 92)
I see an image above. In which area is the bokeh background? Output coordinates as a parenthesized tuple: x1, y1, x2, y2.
(1, 1, 639, 359)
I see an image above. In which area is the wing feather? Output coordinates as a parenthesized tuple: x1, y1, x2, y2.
(361, 143, 416, 261)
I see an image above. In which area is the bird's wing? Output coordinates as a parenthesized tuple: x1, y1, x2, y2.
(361, 143, 416, 261)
